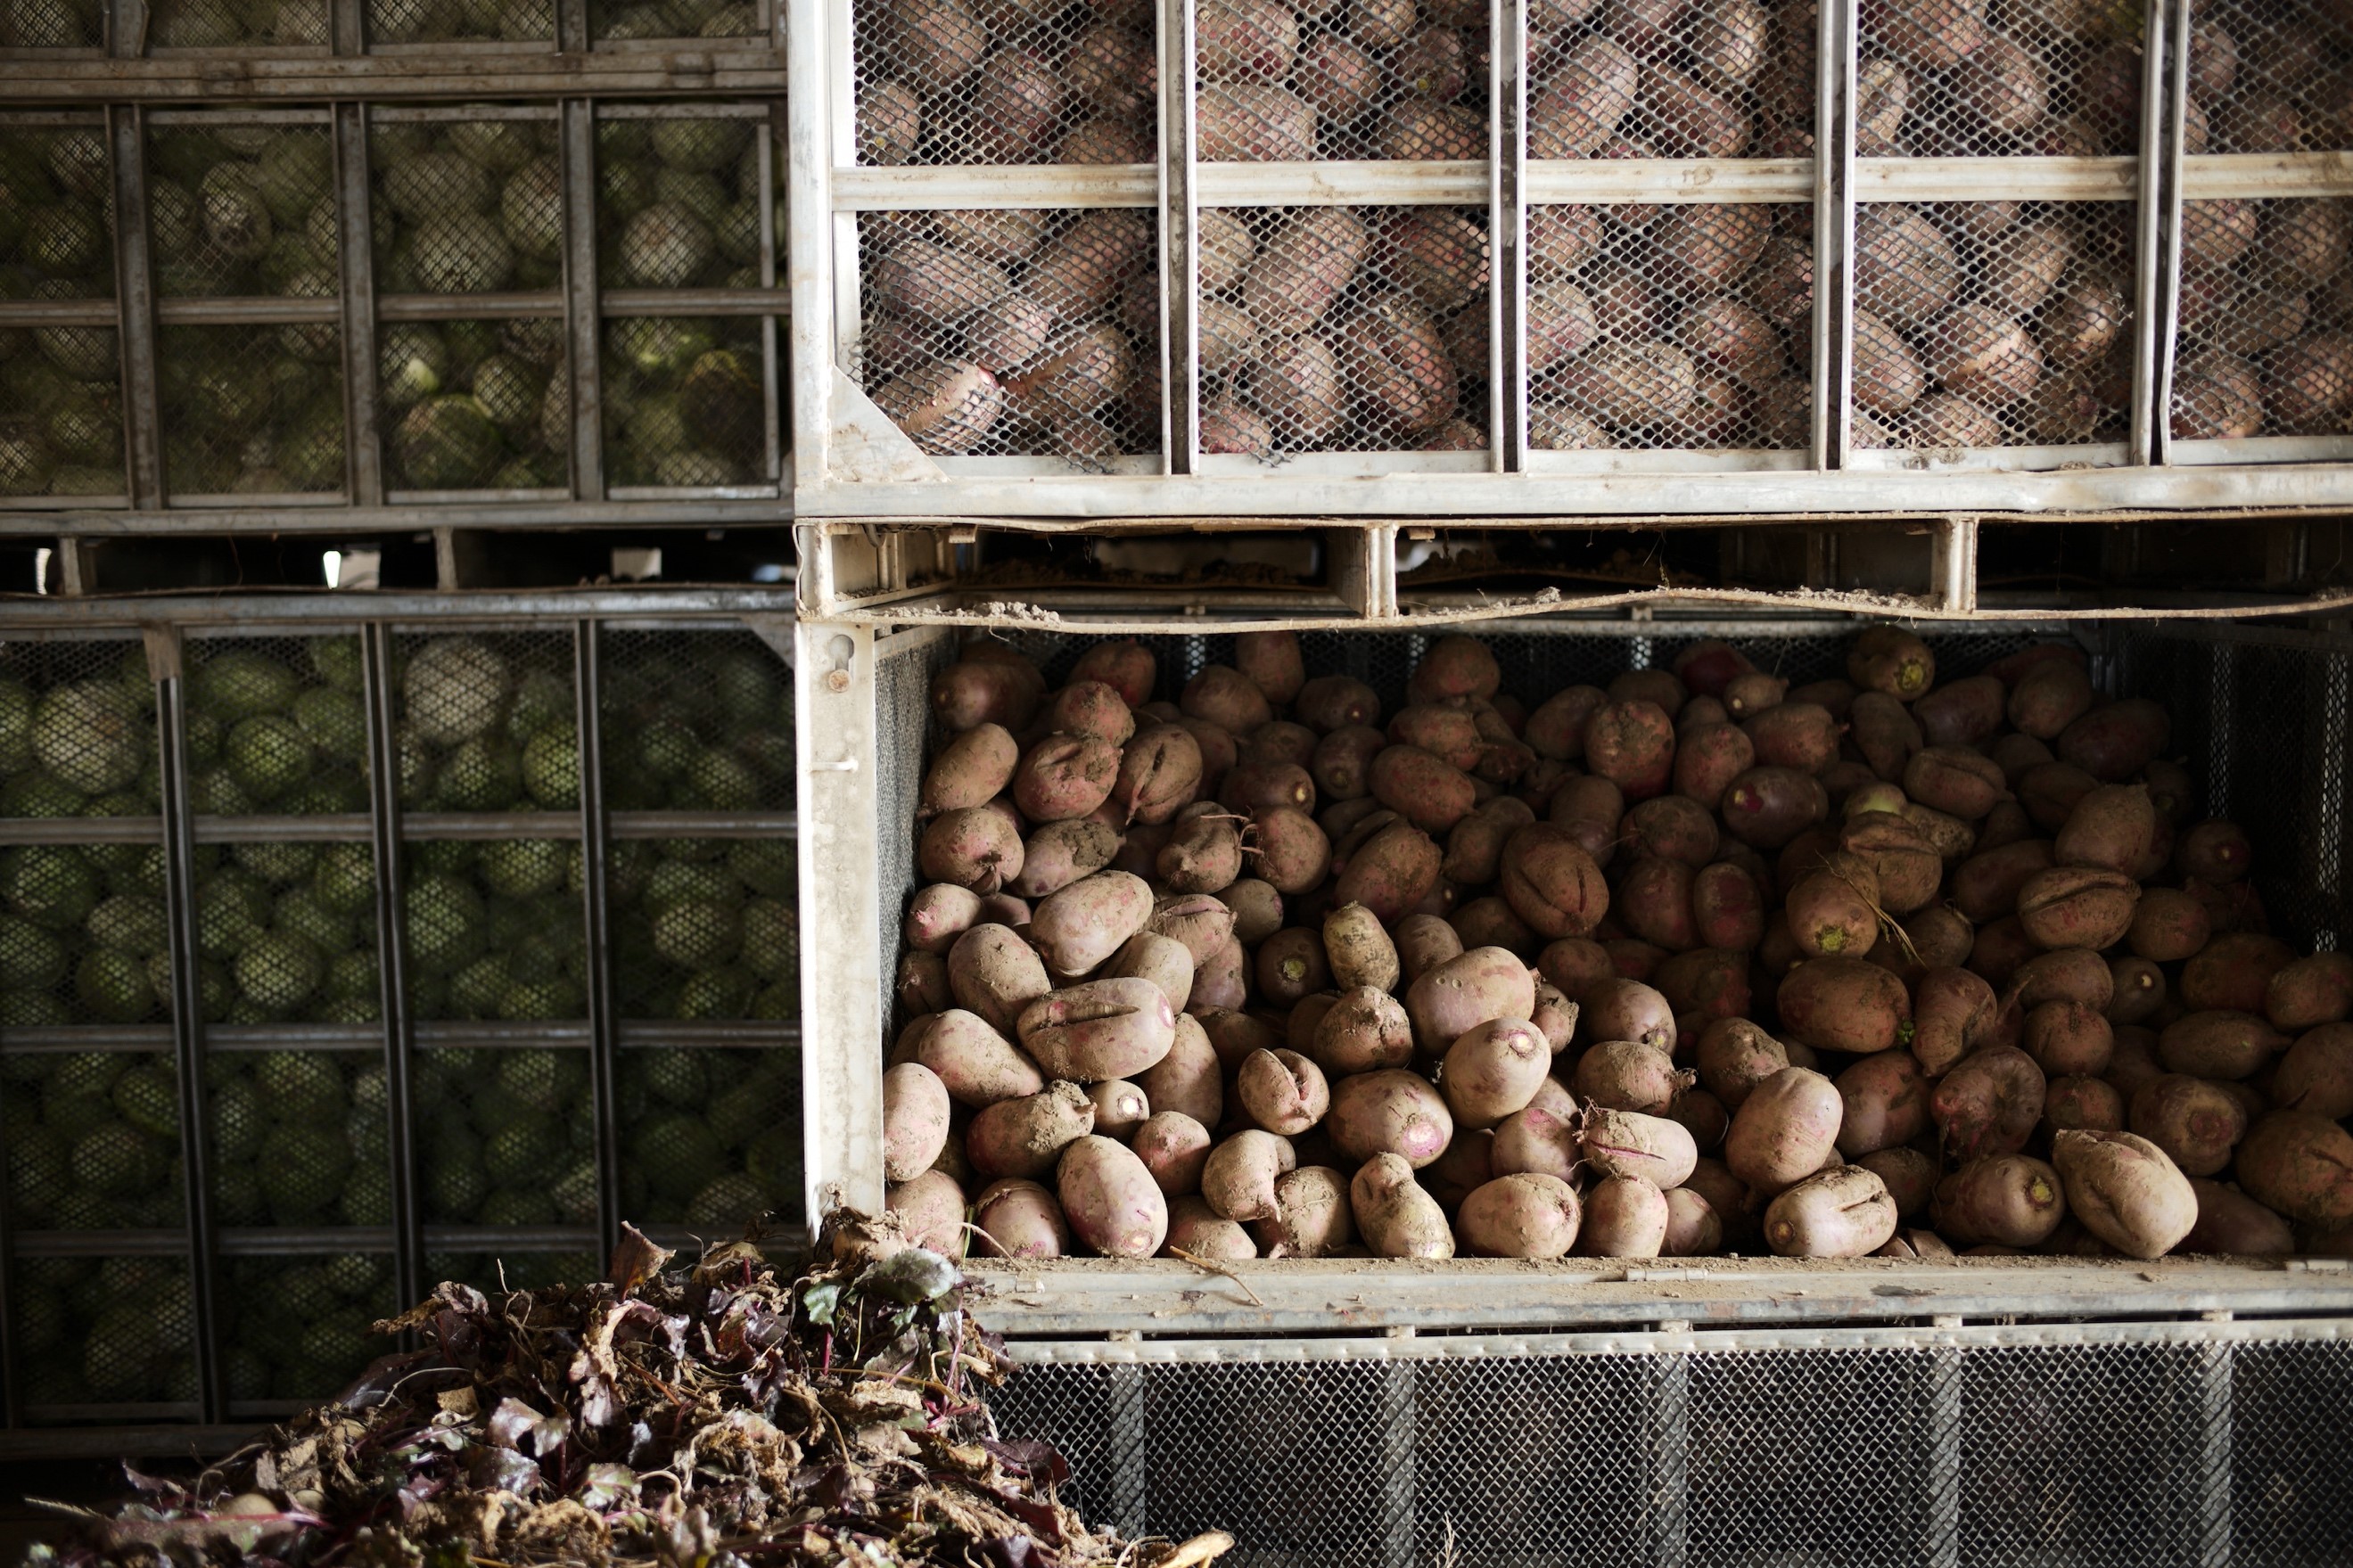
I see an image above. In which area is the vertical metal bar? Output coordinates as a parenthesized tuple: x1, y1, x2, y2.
(1932, 516, 1978, 612)
(560, 98, 605, 499)
(555, 0, 590, 52)
(1107, 1359, 1148, 1536)
(1926, 1342, 1963, 1568)
(1812, 0, 1855, 471)
(574, 620, 622, 1257)
(106, 0, 140, 53)
(795, 619, 888, 1216)
(760, 102, 785, 485)
(1650, 1350, 1690, 1568)
(329, 0, 365, 53)
(2197, 1338, 2234, 1568)
(109, 107, 165, 509)
(2146, 0, 2191, 466)
(152, 628, 224, 1424)
(787, 0, 840, 489)
(1492, 0, 1526, 473)
(360, 623, 424, 1311)
(1379, 1358, 1417, 1568)
(0, 1083, 17, 1426)
(334, 103, 384, 507)
(1156, 0, 1198, 475)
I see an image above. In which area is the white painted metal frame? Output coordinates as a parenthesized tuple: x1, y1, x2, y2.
(796, 0, 2353, 518)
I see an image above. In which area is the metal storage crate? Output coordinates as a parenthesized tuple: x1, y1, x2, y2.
(0, 0, 786, 101)
(0, 591, 805, 1441)
(791, 0, 2353, 518)
(790, 604, 2353, 1563)
(0, 95, 787, 532)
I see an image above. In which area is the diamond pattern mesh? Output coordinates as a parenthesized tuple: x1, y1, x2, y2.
(855, 208, 1161, 464)
(149, 125, 334, 300)
(1530, 201, 1803, 453)
(0, 129, 123, 502)
(851, 0, 1154, 166)
(145, 0, 325, 45)
(601, 628, 794, 812)
(219, 1252, 397, 1408)
(0, 0, 103, 45)
(2170, 199, 2353, 443)
(1529, 0, 1805, 161)
(1197, 0, 1489, 164)
(991, 1338, 2353, 1568)
(1201, 205, 1484, 456)
(1857, 0, 2141, 157)
(0, 128, 112, 296)
(415, 1045, 591, 1225)
(185, 635, 370, 817)
(160, 325, 346, 497)
(3, 1050, 182, 1227)
(382, 317, 569, 493)
(602, 316, 772, 488)
(206, 1049, 387, 1221)
(594, 112, 769, 291)
(373, 116, 561, 296)
(369, 0, 553, 44)
(593, 0, 758, 42)
(2186, 0, 2351, 156)
(610, 838, 796, 1019)
(1855, 200, 2135, 452)
(402, 841, 587, 1022)
(9, 1255, 196, 1412)
(616, 1044, 801, 1230)
(0, 637, 160, 817)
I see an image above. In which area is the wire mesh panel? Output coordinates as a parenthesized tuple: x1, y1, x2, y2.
(2169, 198, 2353, 447)
(206, 1049, 385, 1225)
(601, 628, 794, 811)
(603, 316, 774, 488)
(1527, 201, 1807, 456)
(219, 1252, 398, 1409)
(855, 208, 1161, 464)
(0, 131, 122, 502)
(403, 841, 587, 1021)
(596, 112, 768, 289)
(382, 317, 570, 494)
(391, 628, 575, 810)
(2185, 0, 2351, 156)
(1528, 0, 1800, 162)
(594, 0, 759, 42)
(145, 0, 325, 45)
(1197, 205, 1482, 458)
(7, 1255, 196, 1417)
(1852, 199, 2136, 457)
(2, 852, 174, 1027)
(370, 0, 554, 45)
(993, 1337, 2353, 1568)
(197, 859, 379, 1025)
(1855, 0, 2140, 157)
(373, 115, 562, 295)
(149, 121, 335, 300)
(0, 0, 103, 45)
(0, 637, 160, 817)
(617, 1044, 799, 1230)
(849, 0, 1153, 166)
(159, 324, 347, 498)
(610, 840, 795, 1019)
(0, 127, 113, 298)
(3, 1050, 180, 1227)
(185, 636, 370, 817)
(1197, 0, 1488, 164)
(415, 1045, 592, 1226)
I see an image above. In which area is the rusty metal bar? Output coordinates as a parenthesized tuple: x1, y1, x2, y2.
(562, 97, 606, 500)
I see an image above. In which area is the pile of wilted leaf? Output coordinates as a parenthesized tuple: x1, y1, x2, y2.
(27, 1214, 1228, 1568)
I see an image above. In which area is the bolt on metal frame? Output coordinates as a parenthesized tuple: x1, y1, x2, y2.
(0, 593, 804, 1434)
(0, 86, 791, 533)
(797, 0, 2353, 519)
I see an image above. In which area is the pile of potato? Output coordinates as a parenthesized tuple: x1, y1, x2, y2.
(883, 628, 2353, 1264)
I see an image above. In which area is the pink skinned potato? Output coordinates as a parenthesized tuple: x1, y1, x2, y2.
(1724, 1066, 1843, 1192)
(1057, 1135, 1169, 1258)
(973, 1178, 1073, 1260)
(2049, 1129, 2197, 1259)
(1327, 1069, 1456, 1168)
(1456, 1172, 1584, 1258)
(885, 1169, 971, 1257)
